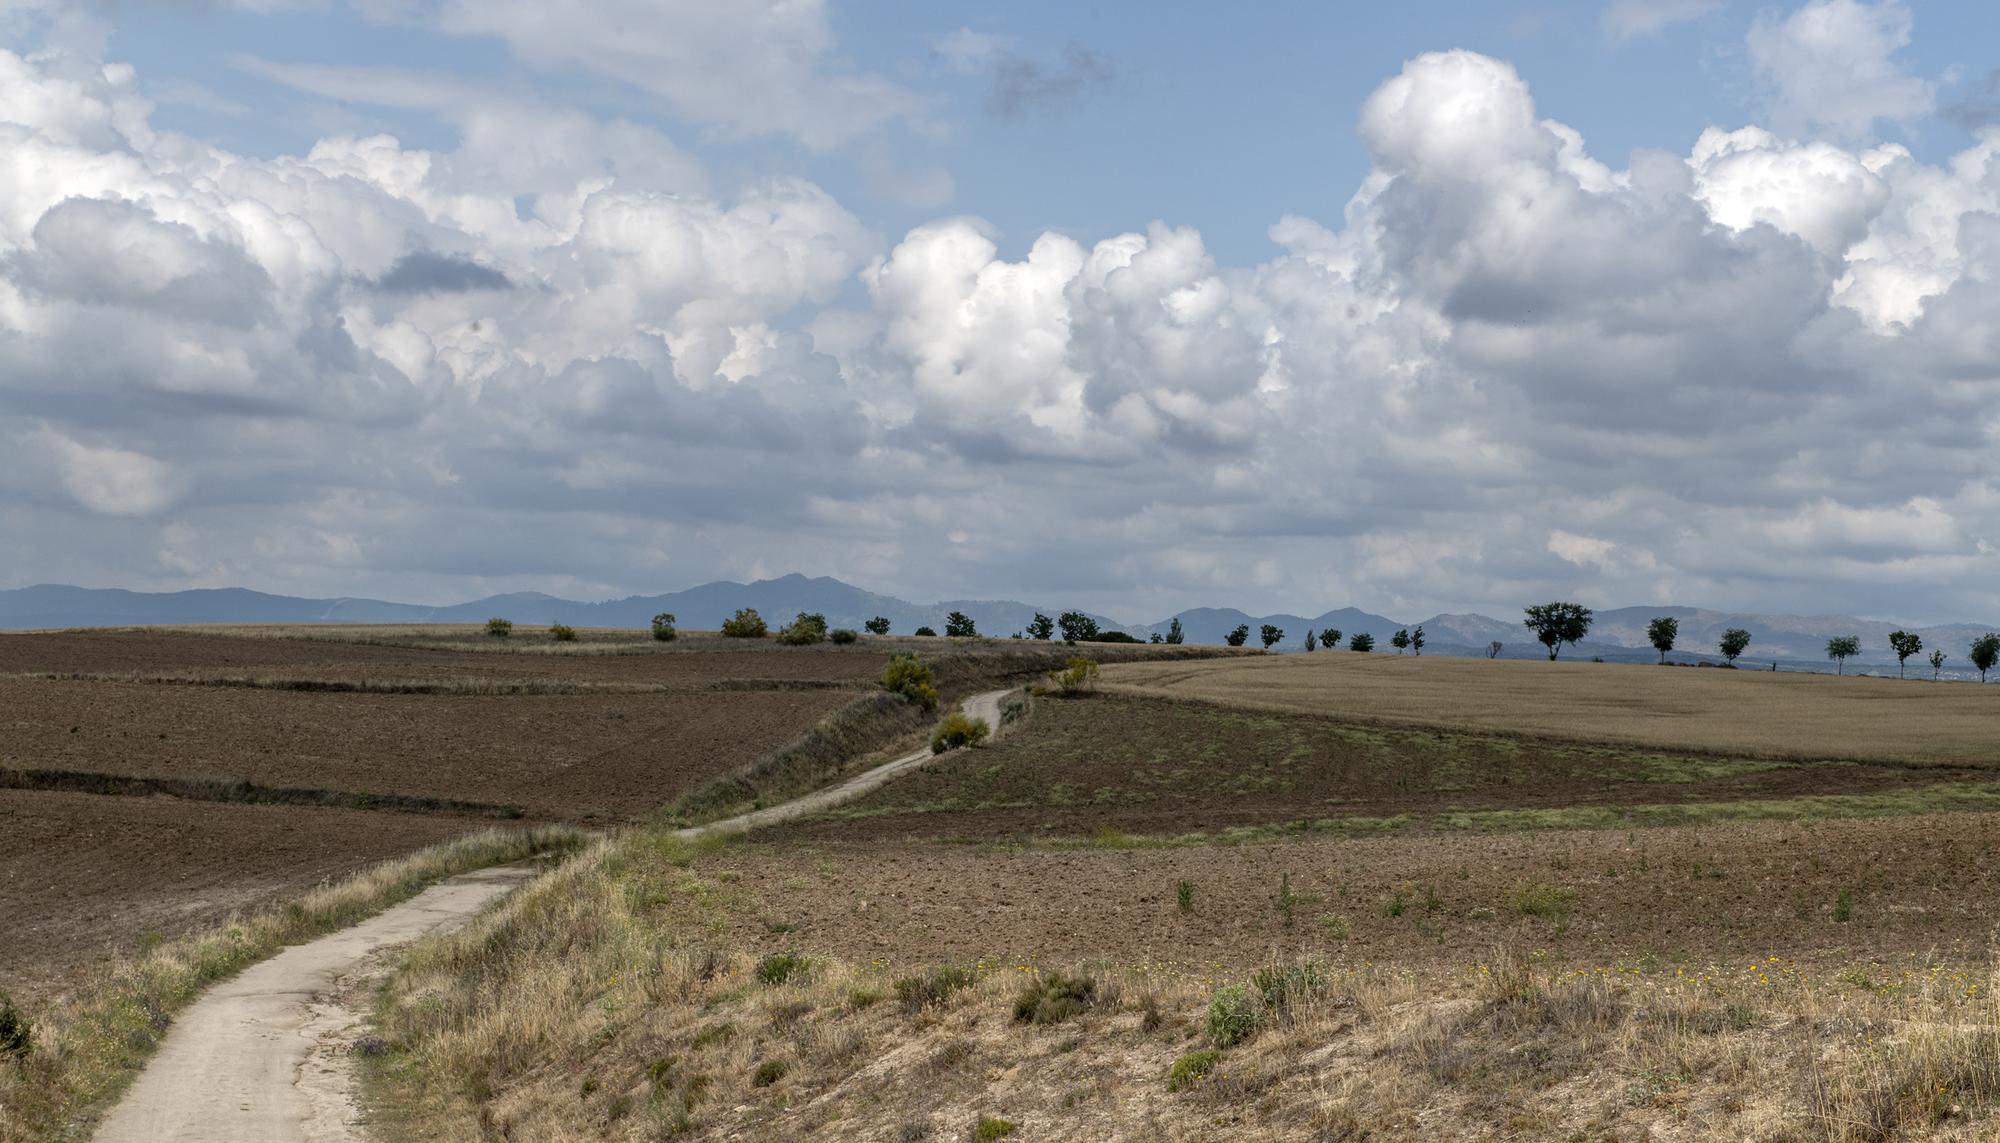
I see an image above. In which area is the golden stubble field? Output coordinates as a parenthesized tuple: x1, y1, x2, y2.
(1103, 652, 2000, 763)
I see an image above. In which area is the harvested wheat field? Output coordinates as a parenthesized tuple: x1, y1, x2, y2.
(1105, 652, 2000, 763)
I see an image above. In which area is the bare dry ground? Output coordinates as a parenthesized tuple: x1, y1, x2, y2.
(1103, 652, 2000, 763)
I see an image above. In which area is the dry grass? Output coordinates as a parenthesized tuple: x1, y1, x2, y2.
(0, 826, 584, 1143)
(362, 827, 2000, 1141)
(1105, 654, 2000, 764)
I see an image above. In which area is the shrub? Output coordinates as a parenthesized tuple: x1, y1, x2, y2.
(485, 617, 512, 638)
(1835, 889, 1855, 923)
(1013, 973, 1096, 1025)
(751, 1059, 788, 1087)
(755, 952, 807, 985)
(894, 966, 976, 1013)
(913, 626, 937, 637)
(1176, 879, 1194, 914)
(930, 713, 990, 754)
(549, 623, 578, 642)
(1048, 656, 1099, 694)
(865, 616, 892, 635)
(972, 1119, 1017, 1142)
(1505, 880, 1576, 919)
(651, 612, 677, 642)
(1253, 961, 1328, 1015)
(829, 628, 858, 645)
(775, 611, 828, 645)
(883, 654, 939, 710)
(1090, 630, 1141, 643)
(945, 611, 977, 637)
(1349, 632, 1375, 653)
(0, 991, 30, 1058)
(720, 608, 768, 638)
(1167, 1049, 1221, 1092)
(1206, 984, 1262, 1047)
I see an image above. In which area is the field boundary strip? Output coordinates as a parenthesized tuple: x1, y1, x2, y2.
(0, 766, 527, 819)
(10, 670, 866, 696)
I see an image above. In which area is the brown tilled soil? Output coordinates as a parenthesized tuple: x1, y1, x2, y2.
(0, 788, 482, 1001)
(0, 677, 852, 819)
(763, 692, 1977, 842)
(708, 810, 2000, 976)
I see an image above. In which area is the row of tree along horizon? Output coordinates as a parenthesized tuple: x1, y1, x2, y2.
(491, 603, 2000, 681)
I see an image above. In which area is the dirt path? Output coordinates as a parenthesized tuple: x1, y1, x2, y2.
(89, 689, 1013, 1142)
(673, 688, 1012, 839)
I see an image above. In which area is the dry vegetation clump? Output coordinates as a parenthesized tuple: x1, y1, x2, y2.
(0, 826, 582, 1143)
(360, 829, 2000, 1141)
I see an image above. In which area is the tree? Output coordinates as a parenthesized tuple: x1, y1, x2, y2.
(1390, 628, 1411, 654)
(913, 626, 937, 637)
(1718, 628, 1751, 665)
(651, 612, 677, 642)
(720, 608, 768, 638)
(1929, 648, 1948, 681)
(1487, 641, 1503, 660)
(1647, 616, 1678, 664)
(485, 617, 512, 639)
(1166, 617, 1184, 645)
(1026, 612, 1055, 641)
(1319, 628, 1341, 650)
(1225, 624, 1250, 647)
(1826, 635, 1860, 675)
(945, 611, 977, 638)
(1888, 630, 1923, 678)
(775, 611, 828, 645)
(1259, 624, 1284, 649)
(1970, 634, 2000, 682)
(1302, 628, 1315, 652)
(1349, 632, 1375, 652)
(864, 616, 892, 636)
(1523, 602, 1593, 660)
(1058, 611, 1099, 642)
(1411, 625, 1426, 656)
(1150, 632, 1164, 643)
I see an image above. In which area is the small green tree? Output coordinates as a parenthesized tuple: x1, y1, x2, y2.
(1349, 632, 1375, 652)
(1319, 628, 1341, 649)
(1390, 628, 1410, 654)
(1888, 630, 1923, 678)
(720, 608, 768, 638)
(1826, 635, 1860, 675)
(775, 611, 828, 645)
(1718, 627, 1751, 665)
(485, 617, 512, 638)
(1970, 633, 2000, 682)
(1523, 602, 1593, 660)
(650, 612, 677, 642)
(945, 611, 977, 638)
(1411, 624, 1425, 656)
(913, 625, 937, 637)
(549, 623, 578, 642)
(1165, 617, 1184, 645)
(1058, 611, 1099, 642)
(1027, 612, 1055, 640)
(1647, 616, 1678, 664)
(1302, 628, 1316, 652)
(881, 654, 938, 709)
(864, 616, 891, 636)
(1259, 624, 1284, 649)
(1929, 648, 1948, 681)
(1225, 624, 1250, 647)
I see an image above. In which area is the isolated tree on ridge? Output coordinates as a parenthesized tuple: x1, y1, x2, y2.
(1260, 624, 1284, 649)
(1929, 649, 1948, 681)
(1058, 611, 1099, 642)
(1487, 640, 1503, 659)
(1302, 628, 1316, 652)
(1647, 616, 1678, 664)
(1970, 634, 2000, 682)
(1319, 628, 1341, 650)
(944, 611, 977, 638)
(1026, 612, 1054, 640)
(864, 616, 892, 636)
(1226, 624, 1250, 647)
(1390, 628, 1411, 654)
(1165, 617, 1184, 645)
(1411, 624, 1426, 656)
(1887, 630, 1923, 679)
(1826, 635, 1860, 675)
(1718, 628, 1751, 666)
(1350, 632, 1375, 652)
(1523, 601, 1593, 661)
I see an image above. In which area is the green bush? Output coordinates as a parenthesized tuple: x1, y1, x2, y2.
(1012, 973, 1096, 1025)
(864, 616, 891, 635)
(882, 654, 939, 710)
(755, 953, 807, 985)
(774, 611, 828, 646)
(1048, 656, 1099, 694)
(485, 617, 512, 638)
(829, 628, 858, 645)
(1167, 1049, 1221, 1092)
(0, 991, 30, 1058)
(549, 623, 578, 642)
(1253, 961, 1328, 1015)
(720, 608, 768, 638)
(651, 612, 677, 642)
(894, 966, 975, 1013)
(972, 1118, 1017, 1142)
(930, 713, 990, 754)
(1206, 984, 1262, 1047)
(913, 626, 937, 637)
(751, 1059, 788, 1087)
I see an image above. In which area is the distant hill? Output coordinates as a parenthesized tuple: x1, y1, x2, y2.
(3, 578, 1995, 673)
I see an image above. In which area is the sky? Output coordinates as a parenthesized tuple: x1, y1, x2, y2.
(4, 0, 2000, 624)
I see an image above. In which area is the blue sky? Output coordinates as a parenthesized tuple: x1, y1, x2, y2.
(6, 0, 2000, 623)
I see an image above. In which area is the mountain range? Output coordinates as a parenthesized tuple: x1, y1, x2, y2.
(2, 576, 1994, 672)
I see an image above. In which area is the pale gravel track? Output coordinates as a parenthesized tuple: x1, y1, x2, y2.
(89, 688, 1013, 1143)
